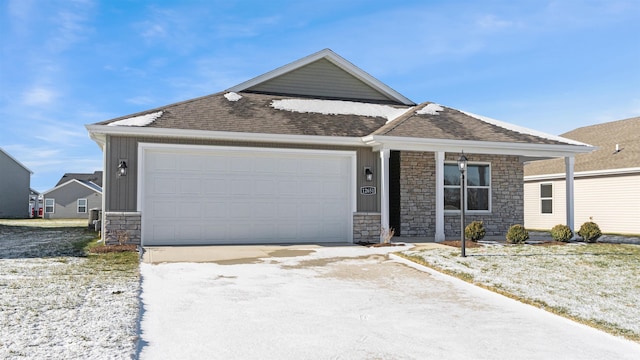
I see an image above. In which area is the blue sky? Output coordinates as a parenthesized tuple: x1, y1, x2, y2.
(1, 0, 639, 192)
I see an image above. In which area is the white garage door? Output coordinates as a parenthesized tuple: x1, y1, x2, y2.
(140, 144, 355, 245)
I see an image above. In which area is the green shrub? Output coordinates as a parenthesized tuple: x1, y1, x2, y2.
(578, 221, 602, 243)
(550, 224, 573, 242)
(465, 221, 486, 242)
(506, 224, 529, 244)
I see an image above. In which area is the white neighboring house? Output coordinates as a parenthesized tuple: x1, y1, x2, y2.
(524, 117, 640, 235)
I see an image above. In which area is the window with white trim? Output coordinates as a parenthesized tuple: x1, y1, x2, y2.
(444, 162, 491, 212)
(540, 183, 553, 214)
(77, 199, 87, 213)
(45, 199, 55, 213)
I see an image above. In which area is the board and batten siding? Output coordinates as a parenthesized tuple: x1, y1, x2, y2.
(247, 58, 396, 103)
(105, 135, 380, 213)
(524, 173, 640, 234)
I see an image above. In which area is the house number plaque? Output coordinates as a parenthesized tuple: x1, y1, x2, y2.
(360, 186, 377, 195)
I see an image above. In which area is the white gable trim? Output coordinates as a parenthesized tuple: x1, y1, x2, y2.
(227, 49, 415, 106)
(42, 179, 102, 196)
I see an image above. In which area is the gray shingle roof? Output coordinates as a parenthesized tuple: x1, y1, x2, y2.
(373, 102, 569, 145)
(56, 171, 103, 187)
(97, 92, 398, 137)
(524, 116, 640, 176)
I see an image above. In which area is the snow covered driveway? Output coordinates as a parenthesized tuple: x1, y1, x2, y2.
(139, 245, 640, 360)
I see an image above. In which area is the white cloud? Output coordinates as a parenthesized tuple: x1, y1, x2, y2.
(476, 14, 515, 30)
(22, 87, 58, 105)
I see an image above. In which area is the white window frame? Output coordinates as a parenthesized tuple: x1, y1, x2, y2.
(540, 183, 553, 214)
(77, 198, 88, 213)
(444, 161, 492, 214)
(45, 198, 55, 213)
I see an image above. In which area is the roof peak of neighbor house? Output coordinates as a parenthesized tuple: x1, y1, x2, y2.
(0, 147, 34, 174)
(42, 178, 102, 196)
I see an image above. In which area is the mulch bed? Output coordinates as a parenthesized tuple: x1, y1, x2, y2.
(356, 241, 406, 248)
(440, 240, 483, 248)
(89, 244, 138, 254)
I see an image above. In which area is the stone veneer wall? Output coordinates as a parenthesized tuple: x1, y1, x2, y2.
(353, 212, 381, 243)
(400, 152, 524, 238)
(104, 212, 141, 245)
(400, 152, 436, 236)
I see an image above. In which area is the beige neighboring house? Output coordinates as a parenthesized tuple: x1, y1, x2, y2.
(524, 117, 640, 235)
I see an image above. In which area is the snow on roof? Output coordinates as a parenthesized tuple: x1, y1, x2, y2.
(460, 110, 590, 146)
(224, 92, 242, 102)
(108, 111, 163, 127)
(416, 103, 444, 115)
(271, 98, 409, 122)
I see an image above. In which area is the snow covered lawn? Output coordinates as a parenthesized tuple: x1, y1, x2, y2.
(0, 221, 139, 359)
(402, 242, 640, 341)
(139, 245, 640, 359)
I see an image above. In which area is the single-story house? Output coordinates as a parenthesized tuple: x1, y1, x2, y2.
(41, 172, 103, 219)
(87, 49, 594, 246)
(0, 147, 32, 218)
(524, 117, 640, 235)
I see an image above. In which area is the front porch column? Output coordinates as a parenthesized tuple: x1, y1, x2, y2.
(380, 148, 390, 242)
(565, 156, 575, 234)
(435, 151, 445, 241)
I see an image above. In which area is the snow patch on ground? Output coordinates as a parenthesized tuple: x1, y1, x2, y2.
(271, 98, 409, 121)
(460, 110, 589, 146)
(108, 111, 163, 127)
(0, 225, 139, 359)
(224, 92, 242, 101)
(416, 103, 444, 115)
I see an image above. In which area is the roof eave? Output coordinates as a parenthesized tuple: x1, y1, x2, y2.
(86, 125, 367, 147)
(362, 135, 596, 157)
(524, 167, 640, 181)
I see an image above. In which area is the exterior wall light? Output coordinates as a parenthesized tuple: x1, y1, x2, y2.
(364, 167, 373, 181)
(117, 160, 128, 177)
(458, 151, 468, 257)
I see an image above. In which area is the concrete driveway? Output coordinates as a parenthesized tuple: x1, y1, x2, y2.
(137, 244, 640, 359)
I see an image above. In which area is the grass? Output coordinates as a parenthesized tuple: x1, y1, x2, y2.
(399, 242, 640, 343)
(0, 219, 140, 359)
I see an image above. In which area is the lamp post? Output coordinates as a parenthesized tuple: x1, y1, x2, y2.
(458, 152, 468, 257)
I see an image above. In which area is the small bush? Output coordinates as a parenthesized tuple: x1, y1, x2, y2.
(506, 224, 529, 244)
(578, 221, 602, 243)
(465, 221, 486, 242)
(550, 224, 573, 242)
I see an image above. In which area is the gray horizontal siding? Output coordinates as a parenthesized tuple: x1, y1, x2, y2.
(248, 59, 395, 103)
(106, 136, 380, 213)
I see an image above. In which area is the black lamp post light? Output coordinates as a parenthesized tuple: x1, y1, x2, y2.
(457, 151, 468, 257)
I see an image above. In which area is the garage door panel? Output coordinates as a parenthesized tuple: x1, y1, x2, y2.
(142, 147, 354, 245)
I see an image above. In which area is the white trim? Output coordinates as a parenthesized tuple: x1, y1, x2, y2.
(524, 167, 640, 181)
(77, 198, 88, 214)
(41, 179, 102, 196)
(44, 198, 55, 213)
(363, 135, 594, 157)
(539, 183, 553, 215)
(86, 124, 365, 147)
(379, 149, 390, 243)
(137, 143, 357, 245)
(227, 49, 415, 106)
(434, 152, 445, 242)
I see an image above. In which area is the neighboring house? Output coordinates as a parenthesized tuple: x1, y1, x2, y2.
(0, 147, 33, 218)
(524, 117, 640, 235)
(41, 173, 103, 219)
(29, 189, 42, 218)
(86, 49, 593, 246)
